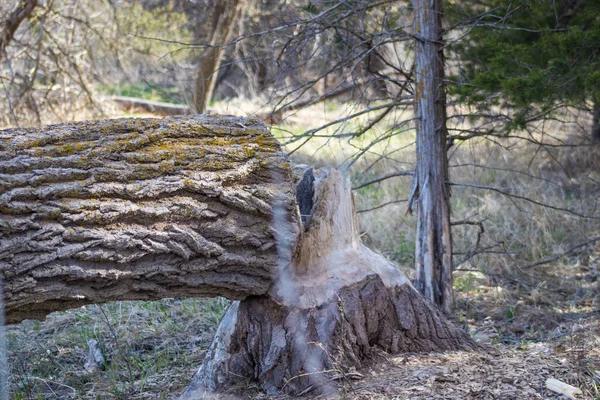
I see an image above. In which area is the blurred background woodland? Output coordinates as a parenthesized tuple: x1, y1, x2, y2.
(1, 0, 599, 398)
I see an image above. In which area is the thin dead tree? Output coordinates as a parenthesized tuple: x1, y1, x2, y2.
(409, 0, 453, 314)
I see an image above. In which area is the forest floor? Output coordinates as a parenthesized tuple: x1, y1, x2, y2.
(7, 256, 598, 399)
(5, 100, 600, 399)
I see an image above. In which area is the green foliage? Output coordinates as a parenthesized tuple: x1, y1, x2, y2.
(455, 272, 475, 293)
(391, 233, 415, 264)
(447, 0, 600, 129)
(505, 303, 520, 320)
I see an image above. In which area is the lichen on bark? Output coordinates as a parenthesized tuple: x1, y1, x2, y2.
(0, 115, 301, 324)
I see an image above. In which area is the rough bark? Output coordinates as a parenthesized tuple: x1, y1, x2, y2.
(410, 0, 454, 315)
(0, 114, 300, 324)
(185, 277, 475, 397)
(593, 101, 600, 144)
(192, 0, 244, 114)
(183, 170, 475, 397)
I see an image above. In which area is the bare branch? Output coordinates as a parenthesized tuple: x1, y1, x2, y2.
(352, 170, 414, 190)
(0, 0, 38, 61)
(523, 236, 600, 269)
(357, 198, 408, 214)
(449, 181, 600, 220)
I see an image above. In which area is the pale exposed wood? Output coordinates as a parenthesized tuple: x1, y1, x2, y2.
(411, 0, 454, 314)
(184, 170, 476, 396)
(546, 378, 583, 399)
(84, 339, 105, 372)
(0, 114, 301, 323)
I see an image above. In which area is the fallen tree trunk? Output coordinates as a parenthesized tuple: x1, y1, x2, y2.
(0, 115, 300, 323)
(0, 115, 475, 396)
(110, 96, 192, 116)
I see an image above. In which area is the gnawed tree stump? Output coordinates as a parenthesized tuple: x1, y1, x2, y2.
(184, 169, 475, 397)
(0, 115, 475, 397)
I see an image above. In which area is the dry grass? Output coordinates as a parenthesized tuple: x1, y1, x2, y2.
(3, 98, 600, 399)
(7, 298, 228, 400)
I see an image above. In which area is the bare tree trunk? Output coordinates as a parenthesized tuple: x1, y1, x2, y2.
(0, 115, 300, 324)
(1, 116, 474, 395)
(593, 101, 600, 144)
(410, 0, 453, 314)
(192, 0, 243, 114)
(0, 0, 38, 61)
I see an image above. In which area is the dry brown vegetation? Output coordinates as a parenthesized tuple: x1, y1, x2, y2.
(2, 99, 598, 399)
(1, 0, 598, 398)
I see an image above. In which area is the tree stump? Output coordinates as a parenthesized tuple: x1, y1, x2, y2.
(184, 169, 475, 397)
(0, 115, 475, 397)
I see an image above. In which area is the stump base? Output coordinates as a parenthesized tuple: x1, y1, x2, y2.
(184, 275, 475, 397)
